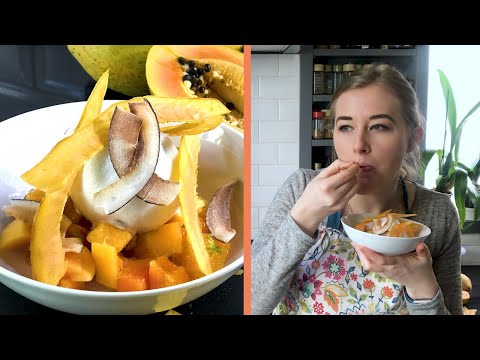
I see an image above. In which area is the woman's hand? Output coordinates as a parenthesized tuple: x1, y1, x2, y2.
(351, 241, 439, 300)
(291, 160, 359, 237)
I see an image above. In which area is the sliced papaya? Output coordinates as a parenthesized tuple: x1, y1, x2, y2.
(146, 45, 244, 129)
(178, 134, 212, 276)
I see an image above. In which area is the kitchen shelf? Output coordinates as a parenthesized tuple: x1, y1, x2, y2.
(313, 49, 417, 57)
(313, 95, 332, 102)
(312, 139, 333, 147)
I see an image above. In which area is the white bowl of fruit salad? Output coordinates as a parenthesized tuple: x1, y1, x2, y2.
(0, 93, 244, 314)
(341, 210, 431, 256)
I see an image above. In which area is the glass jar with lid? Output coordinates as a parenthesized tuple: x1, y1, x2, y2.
(333, 64, 343, 92)
(312, 111, 325, 139)
(313, 64, 325, 95)
(324, 64, 334, 95)
(322, 109, 334, 139)
(343, 63, 356, 78)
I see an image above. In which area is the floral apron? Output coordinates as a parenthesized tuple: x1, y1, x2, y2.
(273, 212, 409, 315)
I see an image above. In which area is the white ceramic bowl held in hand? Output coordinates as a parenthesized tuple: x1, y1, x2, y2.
(341, 213, 431, 256)
(0, 101, 244, 315)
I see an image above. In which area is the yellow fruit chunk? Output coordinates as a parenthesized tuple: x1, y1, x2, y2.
(149, 256, 190, 289)
(30, 188, 72, 285)
(134, 222, 183, 259)
(91, 242, 120, 289)
(87, 222, 133, 253)
(24, 188, 45, 202)
(67, 45, 152, 97)
(181, 234, 230, 280)
(117, 258, 150, 292)
(58, 276, 86, 290)
(0, 219, 31, 252)
(64, 247, 96, 282)
(161, 115, 224, 136)
(145, 96, 229, 123)
(178, 135, 211, 276)
(461, 273, 473, 292)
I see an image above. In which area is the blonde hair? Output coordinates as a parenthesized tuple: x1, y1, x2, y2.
(330, 63, 425, 181)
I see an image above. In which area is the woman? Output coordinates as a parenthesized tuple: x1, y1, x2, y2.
(251, 63, 463, 315)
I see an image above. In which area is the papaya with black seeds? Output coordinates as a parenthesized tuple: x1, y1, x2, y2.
(146, 45, 244, 129)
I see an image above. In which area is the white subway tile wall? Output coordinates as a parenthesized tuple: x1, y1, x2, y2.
(251, 54, 300, 238)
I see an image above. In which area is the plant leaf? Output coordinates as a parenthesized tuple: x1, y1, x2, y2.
(420, 149, 437, 180)
(438, 69, 457, 153)
(454, 99, 480, 157)
(454, 167, 468, 229)
(466, 179, 480, 221)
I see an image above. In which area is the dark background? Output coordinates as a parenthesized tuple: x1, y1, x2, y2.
(0, 45, 243, 315)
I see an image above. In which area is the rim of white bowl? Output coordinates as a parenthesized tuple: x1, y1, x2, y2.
(0, 255, 244, 297)
(341, 214, 431, 240)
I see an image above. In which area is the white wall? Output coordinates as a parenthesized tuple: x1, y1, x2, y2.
(251, 54, 300, 238)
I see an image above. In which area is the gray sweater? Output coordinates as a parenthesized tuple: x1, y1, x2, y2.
(251, 168, 463, 315)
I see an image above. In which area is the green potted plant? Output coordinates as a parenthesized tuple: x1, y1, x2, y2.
(420, 70, 480, 230)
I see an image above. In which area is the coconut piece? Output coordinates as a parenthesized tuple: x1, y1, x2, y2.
(93, 99, 160, 214)
(129, 100, 180, 205)
(62, 237, 84, 253)
(108, 104, 179, 205)
(462, 290, 470, 304)
(370, 213, 394, 235)
(3, 199, 71, 237)
(206, 180, 239, 243)
(108, 106, 143, 175)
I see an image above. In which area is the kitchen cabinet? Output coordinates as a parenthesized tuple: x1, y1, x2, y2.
(299, 45, 429, 170)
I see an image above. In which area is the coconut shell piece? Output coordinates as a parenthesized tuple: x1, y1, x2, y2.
(206, 180, 239, 243)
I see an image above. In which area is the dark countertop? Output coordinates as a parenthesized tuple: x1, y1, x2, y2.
(0, 45, 243, 315)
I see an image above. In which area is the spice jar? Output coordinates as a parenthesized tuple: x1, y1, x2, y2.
(313, 64, 325, 95)
(324, 64, 334, 95)
(312, 111, 325, 139)
(322, 109, 334, 139)
(333, 64, 343, 92)
(343, 63, 356, 78)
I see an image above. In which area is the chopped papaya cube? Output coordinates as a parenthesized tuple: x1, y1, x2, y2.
(134, 222, 183, 259)
(117, 258, 150, 292)
(64, 247, 96, 282)
(58, 276, 86, 290)
(91, 242, 121, 289)
(87, 222, 133, 253)
(149, 256, 190, 289)
(0, 219, 31, 252)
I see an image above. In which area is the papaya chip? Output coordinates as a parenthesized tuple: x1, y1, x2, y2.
(354, 209, 421, 238)
(178, 134, 212, 276)
(27, 70, 110, 285)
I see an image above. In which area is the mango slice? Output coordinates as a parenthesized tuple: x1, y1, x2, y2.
(30, 188, 70, 285)
(178, 135, 212, 276)
(25, 70, 110, 286)
(75, 69, 109, 131)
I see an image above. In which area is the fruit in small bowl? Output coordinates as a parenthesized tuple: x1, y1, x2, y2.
(341, 211, 431, 256)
